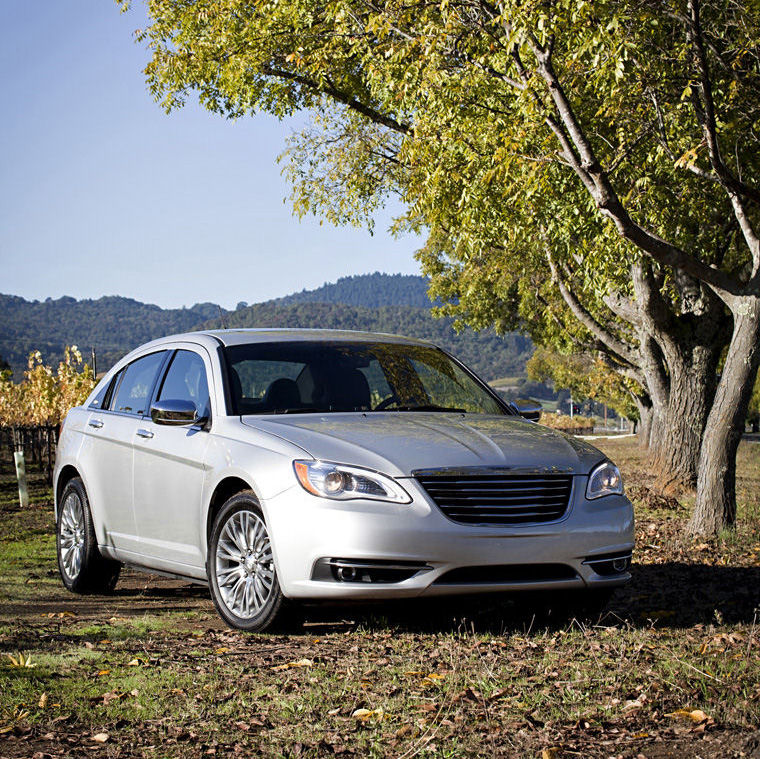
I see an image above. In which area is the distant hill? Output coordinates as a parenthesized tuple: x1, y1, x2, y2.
(275, 272, 434, 309)
(202, 302, 531, 380)
(0, 294, 224, 375)
(0, 273, 532, 381)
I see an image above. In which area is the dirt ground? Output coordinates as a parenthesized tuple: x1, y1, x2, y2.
(1, 437, 759, 758)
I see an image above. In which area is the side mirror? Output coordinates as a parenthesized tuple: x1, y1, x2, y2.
(151, 399, 199, 426)
(510, 398, 542, 422)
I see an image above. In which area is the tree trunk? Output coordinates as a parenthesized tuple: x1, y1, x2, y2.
(636, 399, 653, 449)
(649, 346, 718, 494)
(689, 297, 760, 536)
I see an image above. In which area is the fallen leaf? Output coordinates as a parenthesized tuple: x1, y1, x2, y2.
(542, 748, 562, 759)
(92, 733, 109, 743)
(486, 688, 509, 703)
(6, 652, 36, 668)
(272, 658, 313, 671)
(666, 708, 712, 724)
(352, 707, 384, 723)
(38, 693, 48, 709)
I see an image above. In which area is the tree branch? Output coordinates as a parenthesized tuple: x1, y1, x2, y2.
(524, 38, 745, 298)
(546, 250, 641, 369)
(686, 0, 760, 207)
(686, 0, 760, 281)
(261, 64, 411, 135)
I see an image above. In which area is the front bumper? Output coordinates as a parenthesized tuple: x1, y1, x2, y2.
(262, 476, 634, 600)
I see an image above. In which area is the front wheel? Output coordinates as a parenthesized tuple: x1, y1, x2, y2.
(56, 477, 121, 594)
(207, 493, 291, 632)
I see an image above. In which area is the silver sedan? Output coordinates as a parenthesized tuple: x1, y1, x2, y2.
(54, 329, 634, 631)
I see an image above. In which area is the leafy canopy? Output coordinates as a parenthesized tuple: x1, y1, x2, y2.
(130, 0, 759, 383)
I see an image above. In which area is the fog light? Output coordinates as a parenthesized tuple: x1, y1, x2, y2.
(582, 552, 632, 576)
(336, 566, 357, 582)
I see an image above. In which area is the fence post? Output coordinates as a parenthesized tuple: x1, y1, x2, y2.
(14, 449, 30, 509)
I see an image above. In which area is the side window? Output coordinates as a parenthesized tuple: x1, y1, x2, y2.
(89, 375, 115, 409)
(109, 352, 167, 416)
(157, 350, 211, 419)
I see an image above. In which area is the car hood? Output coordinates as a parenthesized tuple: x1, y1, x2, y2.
(241, 412, 606, 477)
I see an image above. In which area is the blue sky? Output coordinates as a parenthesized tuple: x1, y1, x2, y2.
(0, 1, 420, 309)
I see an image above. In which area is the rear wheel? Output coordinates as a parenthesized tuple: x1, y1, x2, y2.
(57, 477, 121, 594)
(207, 492, 294, 632)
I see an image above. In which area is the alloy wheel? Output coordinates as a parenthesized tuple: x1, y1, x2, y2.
(215, 510, 275, 619)
(59, 491, 85, 580)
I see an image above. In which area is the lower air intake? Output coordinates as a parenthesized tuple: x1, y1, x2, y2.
(433, 563, 577, 585)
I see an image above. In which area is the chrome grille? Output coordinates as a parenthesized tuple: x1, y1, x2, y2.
(416, 473, 573, 525)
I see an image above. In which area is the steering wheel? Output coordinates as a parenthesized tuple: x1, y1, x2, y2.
(374, 394, 400, 411)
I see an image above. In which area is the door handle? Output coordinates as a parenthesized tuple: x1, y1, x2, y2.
(88, 419, 104, 429)
(136, 429, 154, 439)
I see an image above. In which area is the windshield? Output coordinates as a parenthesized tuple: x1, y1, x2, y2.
(223, 340, 508, 416)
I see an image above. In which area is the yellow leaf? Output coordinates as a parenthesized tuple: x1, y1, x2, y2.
(666, 708, 711, 723)
(97, 669, 111, 677)
(126, 659, 141, 667)
(6, 652, 36, 668)
(273, 658, 313, 671)
(542, 749, 562, 759)
(38, 693, 48, 709)
(352, 707, 385, 722)
(214, 647, 229, 654)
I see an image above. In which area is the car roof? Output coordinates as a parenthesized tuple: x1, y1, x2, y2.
(197, 328, 434, 347)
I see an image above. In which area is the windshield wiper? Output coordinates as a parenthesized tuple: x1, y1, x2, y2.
(384, 405, 467, 413)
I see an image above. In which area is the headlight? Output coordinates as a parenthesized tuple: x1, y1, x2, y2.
(293, 460, 412, 504)
(586, 461, 624, 500)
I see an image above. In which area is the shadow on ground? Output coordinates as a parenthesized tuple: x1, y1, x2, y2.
(4, 562, 759, 638)
(284, 561, 760, 635)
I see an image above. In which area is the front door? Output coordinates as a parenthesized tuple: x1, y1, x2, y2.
(79, 350, 168, 556)
(132, 348, 212, 573)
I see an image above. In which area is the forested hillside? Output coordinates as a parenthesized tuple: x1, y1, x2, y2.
(203, 302, 531, 380)
(0, 274, 531, 380)
(0, 295, 223, 375)
(276, 272, 433, 309)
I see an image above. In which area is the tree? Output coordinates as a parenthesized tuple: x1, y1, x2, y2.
(131, 0, 760, 535)
(526, 348, 640, 422)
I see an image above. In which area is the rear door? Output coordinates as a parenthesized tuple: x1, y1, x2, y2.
(79, 351, 168, 557)
(131, 347, 213, 572)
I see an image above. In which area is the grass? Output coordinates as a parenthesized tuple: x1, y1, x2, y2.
(0, 439, 759, 757)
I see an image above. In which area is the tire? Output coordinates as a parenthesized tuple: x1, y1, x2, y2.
(207, 492, 294, 632)
(56, 477, 121, 594)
